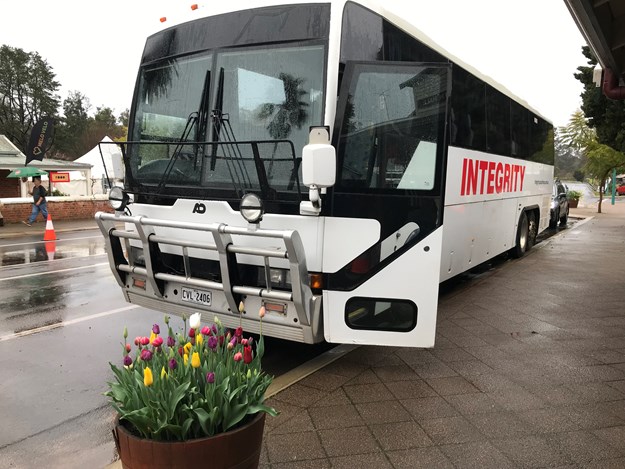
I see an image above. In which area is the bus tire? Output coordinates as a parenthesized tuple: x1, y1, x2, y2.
(511, 211, 529, 258)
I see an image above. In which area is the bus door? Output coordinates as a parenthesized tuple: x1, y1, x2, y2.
(325, 61, 451, 347)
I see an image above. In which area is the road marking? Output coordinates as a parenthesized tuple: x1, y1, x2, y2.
(0, 262, 109, 282)
(0, 305, 140, 342)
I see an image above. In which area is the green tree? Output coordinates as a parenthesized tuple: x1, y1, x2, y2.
(560, 110, 625, 212)
(575, 46, 625, 153)
(0, 45, 60, 152)
(54, 90, 91, 159)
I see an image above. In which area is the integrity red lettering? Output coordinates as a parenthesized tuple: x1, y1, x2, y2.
(461, 158, 525, 196)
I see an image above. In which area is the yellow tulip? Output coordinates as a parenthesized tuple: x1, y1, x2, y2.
(161, 366, 166, 379)
(184, 354, 189, 366)
(150, 332, 156, 343)
(184, 342, 192, 354)
(196, 334, 203, 346)
(191, 352, 201, 368)
(144, 367, 153, 386)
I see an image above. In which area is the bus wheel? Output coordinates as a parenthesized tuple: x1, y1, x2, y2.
(511, 212, 529, 258)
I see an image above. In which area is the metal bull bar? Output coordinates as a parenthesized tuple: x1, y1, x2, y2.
(95, 212, 314, 327)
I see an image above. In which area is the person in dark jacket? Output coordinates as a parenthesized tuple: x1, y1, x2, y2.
(22, 176, 48, 226)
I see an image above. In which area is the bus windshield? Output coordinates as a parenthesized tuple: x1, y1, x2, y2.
(128, 43, 325, 195)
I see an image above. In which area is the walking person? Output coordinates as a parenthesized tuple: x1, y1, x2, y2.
(22, 176, 48, 226)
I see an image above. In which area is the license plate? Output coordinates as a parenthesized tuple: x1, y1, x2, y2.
(181, 287, 212, 307)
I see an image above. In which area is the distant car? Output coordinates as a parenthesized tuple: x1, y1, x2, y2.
(617, 183, 625, 195)
(550, 181, 569, 229)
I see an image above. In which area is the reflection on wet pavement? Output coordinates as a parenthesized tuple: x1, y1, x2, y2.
(0, 237, 106, 266)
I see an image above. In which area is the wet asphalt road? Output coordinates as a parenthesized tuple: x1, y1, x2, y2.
(0, 230, 332, 468)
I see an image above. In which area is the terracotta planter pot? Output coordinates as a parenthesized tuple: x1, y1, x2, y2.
(113, 413, 265, 469)
(568, 199, 579, 208)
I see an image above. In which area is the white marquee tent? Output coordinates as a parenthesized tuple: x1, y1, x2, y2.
(56, 136, 124, 196)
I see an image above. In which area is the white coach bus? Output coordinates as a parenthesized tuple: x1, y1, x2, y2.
(96, 0, 554, 347)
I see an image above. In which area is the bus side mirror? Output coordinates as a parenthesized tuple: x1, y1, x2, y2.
(301, 126, 335, 216)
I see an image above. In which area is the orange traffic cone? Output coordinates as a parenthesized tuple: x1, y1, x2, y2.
(43, 214, 57, 241)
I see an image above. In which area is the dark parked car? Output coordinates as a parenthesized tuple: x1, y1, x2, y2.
(550, 181, 569, 228)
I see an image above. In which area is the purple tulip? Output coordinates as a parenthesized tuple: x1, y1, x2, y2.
(208, 336, 218, 350)
(206, 372, 215, 383)
(167, 336, 175, 347)
(140, 349, 153, 361)
(212, 324, 218, 335)
(123, 355, 132, 366)
(152, 324, 160, 334)
(168, 358, 177, 370)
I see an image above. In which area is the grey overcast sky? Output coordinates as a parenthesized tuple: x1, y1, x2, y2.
(0, 0, 587, 127)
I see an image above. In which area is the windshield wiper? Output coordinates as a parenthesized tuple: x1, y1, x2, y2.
(156, 70, 212, 193)
(156, 112, 198, 193)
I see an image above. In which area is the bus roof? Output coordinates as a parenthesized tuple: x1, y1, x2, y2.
(151, 0, 552, 124)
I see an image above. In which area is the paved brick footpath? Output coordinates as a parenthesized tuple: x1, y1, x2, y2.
(260, 204, 625, 468)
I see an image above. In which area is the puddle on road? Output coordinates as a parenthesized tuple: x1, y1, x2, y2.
(0, 242, 105, 266)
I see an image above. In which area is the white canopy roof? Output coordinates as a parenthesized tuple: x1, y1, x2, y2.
(73, 136, 123, 180)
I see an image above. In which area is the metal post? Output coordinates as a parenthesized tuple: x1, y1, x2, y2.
(612, 168, 616, 205)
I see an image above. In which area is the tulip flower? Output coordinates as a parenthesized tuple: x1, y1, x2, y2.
(184, 342, 192, 355)
(140, 337, 150, 346)
(152, 336, 164, 347)
(140, 349, 153, 361)
(161, 366, 166, 379)
(206, 372, 215, 383)
(208, 336, 218, 350)
(189, 328, 195, 338)
(168, 358, 177, 370)
(196, 334, 203, 346)
(123, 355, 132, 366)
(184, 354, 189, 366)
(164, 315, 170, 325)
(134, 336, 141, 346)
(123, 326, 128, 339)
(238, 300, 245, 314)
(143, 367, 153, 386)
(189, 312, 201, 329)
(150, 332, 157, 343)
(191, 352, 200, 368)
(233, 352, 243, 362)
(259, 306, 266, 319)
(167, 336, 175, 347)
(244, 345, 253, 364)
(235, 326, 243, 338)
(201, 326, 211, 336)
(152, 324, 160, 335)
(125, 343, 131, 353)
(212, 324, 218, 335)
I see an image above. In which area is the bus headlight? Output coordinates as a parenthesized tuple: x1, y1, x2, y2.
(109, 186, 130, 211)
(240, 193, 264, 224)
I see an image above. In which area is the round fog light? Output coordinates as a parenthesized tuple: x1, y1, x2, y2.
(109, 186, 129, 211)
(240, 193, 263, 224)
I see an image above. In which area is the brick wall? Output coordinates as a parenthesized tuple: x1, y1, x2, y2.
(0, 171, 20, 198)
(0, 197, 114, 224)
